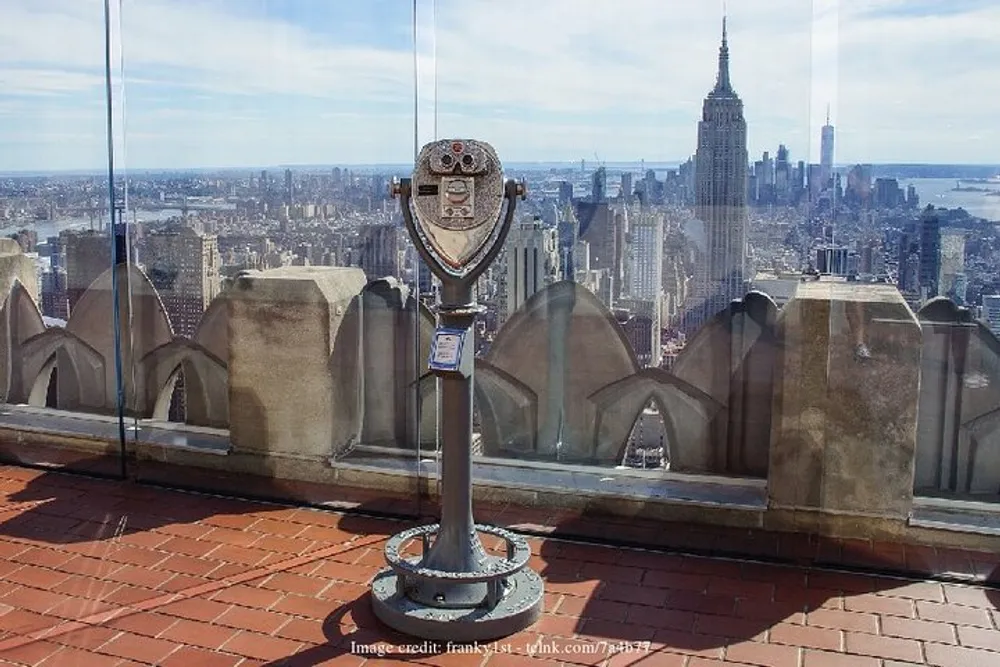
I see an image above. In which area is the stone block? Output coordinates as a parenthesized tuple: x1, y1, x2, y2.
(768, 282, 921, 518)
(913, 299, 1000, 495)
(227, 267, 366, 457)
(354, 279, 435, 449)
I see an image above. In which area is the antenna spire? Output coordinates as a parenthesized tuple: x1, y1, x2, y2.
(826, 103, 831, 126)
(714, 14, 731, 93)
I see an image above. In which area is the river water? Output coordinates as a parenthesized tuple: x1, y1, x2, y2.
(900, 178, 1000, 222)
(6, 209, 186, 240)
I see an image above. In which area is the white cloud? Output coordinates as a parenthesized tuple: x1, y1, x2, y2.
(0, 0, 998, 169)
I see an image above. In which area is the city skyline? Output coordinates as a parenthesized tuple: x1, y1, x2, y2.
(1, 0, 999, 171)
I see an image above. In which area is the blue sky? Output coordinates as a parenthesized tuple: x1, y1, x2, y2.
(0, 0, 998, 171)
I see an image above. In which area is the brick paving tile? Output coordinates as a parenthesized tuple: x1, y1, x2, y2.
(37, 645, 121, 667)
(578, 563, 645, 585)
(705, 576, 776, 600)
(877, 580, 945, 602)
(734, 599, 807, 625)
(158, 573, 212, 594)
(724, 639, 801, 667)
(96, 632, 178, 664)
(274, 617, 328, 645)
(924, 641, 1000, 667)
(158, 646, 243, 667)
(558, 597, 630, 622)
(605, 650, 686, 666)
(1, 588, 69, 616)
(0, 640, 63, 666)
(157, 617, 238, 650)
(598, 582, 668, 607)
(642, 570, 710, 592)
(103, 611, 176, 638)
(843, 630, 923, 662)
(627, 608, 694, 633)
(772, 585, 841, 610)
(219, 630, 304, 661)
(942, 583, 995, 608)
(916, 599, 993, 627)
(802, 649, 879, 667)
(650, 630, 724, 660)
(807, 572, 877, 594)
(806, 608, 878, 634)
(664, 591, 737, 616)
(843, 594, 915, 617)
(52, 626, 119, 651)
(768, 621, 841, 651)
(533, 612, 580, 638)
(881, 614, 957, 644)
(577, 618, 657, 642)
(955, 624, 1000, 651)
(100, 564, 175, 590)
(691, 613, 768, 641)
(259, 571, 332, 597)
(215, 605, 291, 634)
(158, 597, 231, 623)
(271, 592, 337, 620)
(211, 584, 284, 609)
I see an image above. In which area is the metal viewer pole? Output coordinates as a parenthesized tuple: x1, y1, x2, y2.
(370, 140, 542, 642)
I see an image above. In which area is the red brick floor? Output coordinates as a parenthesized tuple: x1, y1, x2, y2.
(0, 466, 997, 666)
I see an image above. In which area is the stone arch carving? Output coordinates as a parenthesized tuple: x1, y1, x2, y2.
(672, 291, 778, 476)
(589, 368, 723, 470)
(28, 355, 57, 407)
(19, 329, 105, 411)
(959, 407, 1000, 495)
(916, 298, 1000, 493)
(140, 338, 228, 428)
(0, 279, 46, 402)
(621, 395, 670, 468)
(605, 389, 671, 466)
(488, 281, 638, 460)
(194, 293, 229, 364)
(329, 280, 437, 455)
(66, 264, 173, 412)
(474, 359, 537, 458)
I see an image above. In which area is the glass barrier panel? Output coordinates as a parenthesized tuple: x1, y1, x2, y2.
(115, 1, 430, 517)
(0, 0, 125, 478)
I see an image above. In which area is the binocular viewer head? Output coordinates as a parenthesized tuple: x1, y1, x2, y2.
(403, 139, 510, 279)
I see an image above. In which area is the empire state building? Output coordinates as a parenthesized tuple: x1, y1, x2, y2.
(687, 17, 749, 335)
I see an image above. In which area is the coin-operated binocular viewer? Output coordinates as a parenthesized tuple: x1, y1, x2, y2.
(371, 140, 543, 641)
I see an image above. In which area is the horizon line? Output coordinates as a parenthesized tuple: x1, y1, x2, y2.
(3, 160, 1000, 177)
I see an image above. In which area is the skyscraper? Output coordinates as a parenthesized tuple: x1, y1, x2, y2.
(820, 105, 835, 187)
(505, 217, 560, 320)
(688, 17, 748, 334)
(284, 169, 293, 206)
(628, 210, 664, 301)
(983, 295, 1000, 337)
(919, 206, 941, 299)
(359, 224, 401, 281)
(592, 167, 607, 203)
(938, 229, 965, 300)
(63, 229, 111, 316)
(144, 226, 221, 338)
(620, 172, 633, 203)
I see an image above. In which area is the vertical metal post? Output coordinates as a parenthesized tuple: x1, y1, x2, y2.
(104, 0, 127, 480)
(412, 282, 487, 605)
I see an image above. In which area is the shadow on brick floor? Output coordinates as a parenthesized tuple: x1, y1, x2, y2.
(0, 469, 273, 544)
(258, 595, 413, 667)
